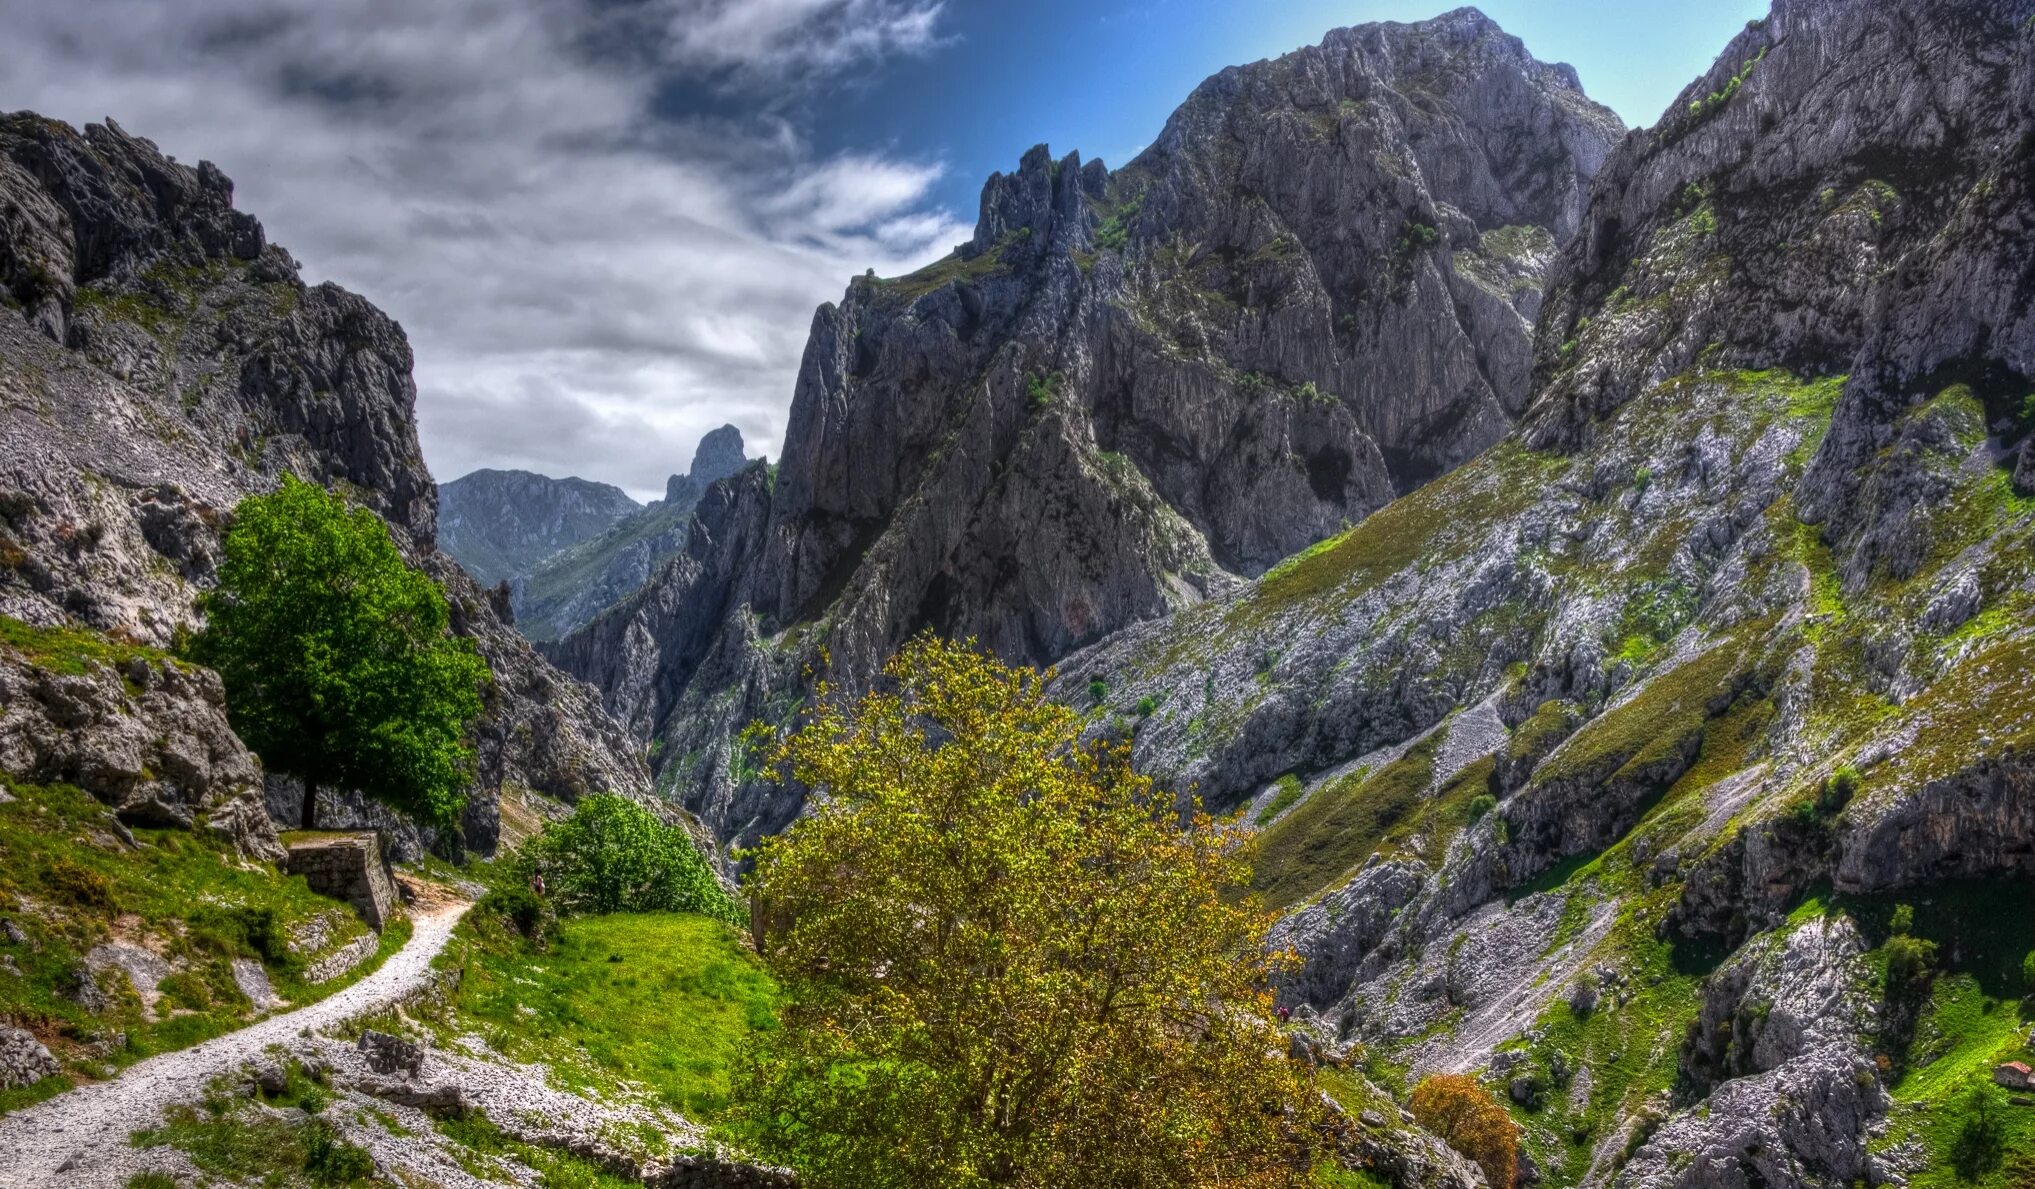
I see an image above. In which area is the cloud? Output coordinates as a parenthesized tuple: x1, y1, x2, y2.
(0, 0, 969, 499)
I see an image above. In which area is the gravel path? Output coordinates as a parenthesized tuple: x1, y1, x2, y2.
(0, 902, 469, 1187)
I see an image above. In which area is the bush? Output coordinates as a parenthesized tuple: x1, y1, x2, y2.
(1883, 932, 1938, 999)
(477, 885, 553, 944)
(1088, 678, 1108, 705)
(1134, 695, 1158, 717)
(2021, 949, 2035, 995)
(1467, 794, 1498, 823)
(41, 856, 117, 911)
(1815, 766, 1860, 816)
(189, 904, 290, 966)
(521, 795, 738, 923)
(1410, 1074, 1519, 1189)
(303, 1120, 374, 1184)
(736, 636, 1317, 1188)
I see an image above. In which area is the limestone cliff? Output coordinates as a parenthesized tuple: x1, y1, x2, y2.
(551, 9, 1624, 848)
(1066, 0, 2035, 1183)
(0, 113, 651, 854)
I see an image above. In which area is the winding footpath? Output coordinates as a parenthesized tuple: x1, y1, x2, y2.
(0, 900, 469, 1187)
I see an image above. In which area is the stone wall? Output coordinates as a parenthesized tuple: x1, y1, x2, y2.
(283, 832, 398, 931)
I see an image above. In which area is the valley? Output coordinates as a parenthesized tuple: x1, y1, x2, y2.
(1, 0, 2033, 1186)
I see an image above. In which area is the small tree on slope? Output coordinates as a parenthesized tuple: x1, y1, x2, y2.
(734, 634, 1319, 1189)
(194, 475, 488, 831)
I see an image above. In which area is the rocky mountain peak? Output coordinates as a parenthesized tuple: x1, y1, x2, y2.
(668, 425, 748, 505)
(550, 10, 1626, 850)
(966, 144, 1108, 260)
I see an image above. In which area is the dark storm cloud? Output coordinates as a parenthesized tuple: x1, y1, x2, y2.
(0, 0, 967, 497)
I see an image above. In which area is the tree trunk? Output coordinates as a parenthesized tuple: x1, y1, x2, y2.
(301, 776, 318, 830)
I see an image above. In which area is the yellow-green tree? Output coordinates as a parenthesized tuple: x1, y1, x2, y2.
(1409, 1074, 1517, 1189)
(734, 635, 1317, 1189)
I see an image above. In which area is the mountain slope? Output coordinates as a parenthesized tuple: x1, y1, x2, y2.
(439, 469, 638, 588)
(1066, 0, 2035, 1183)
(513, 425, 750, 642)
(551, 9, 1625, 847)
(0, 113, 653, 855)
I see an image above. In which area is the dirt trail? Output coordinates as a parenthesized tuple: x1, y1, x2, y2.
(0, 900, 469, 1187)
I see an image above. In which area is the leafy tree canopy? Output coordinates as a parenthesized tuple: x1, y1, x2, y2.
(193, 475, 487, 830)
(520, 794, 738, 923)
(1409, 1074, 1519, 1189)
(733, 635, 1318, 1189)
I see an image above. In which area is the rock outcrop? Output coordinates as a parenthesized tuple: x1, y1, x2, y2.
(0, 111, 653, 854)
(0, 627, 281, 860)
(553, 9, 1624, 848)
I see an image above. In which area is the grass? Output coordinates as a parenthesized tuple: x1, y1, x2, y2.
(1251, 733, 1443, 910)
(0, 780, 399, 1112)
(1255, 774, 1305, 826)
(1848, 881, 2035, 1188)
(0, 613, 184, 683)
(131, 1073, 376, 1187)
(434, 910, 778, 1120)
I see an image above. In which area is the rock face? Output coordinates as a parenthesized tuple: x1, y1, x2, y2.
(1042, 0, 2035, 1182)
(0, 629, 282, 860)
(552, 9, 1624, 848)
(515, 425, 752, 642)
(439, 469, 639, 588)
(0, 111, 654, 854)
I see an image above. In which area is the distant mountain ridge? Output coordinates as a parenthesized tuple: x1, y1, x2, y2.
(439, 469, 640, 587)
(513, 426, 752, 641)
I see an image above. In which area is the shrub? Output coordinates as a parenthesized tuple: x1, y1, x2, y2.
(521, 795, 738, 923)
(2021, 949, 2035, 995)
(189, 904, 291, 966)
(303, 1120, 374, 1184)
(1883, 933, 1938, 999)
(1815, 766, 1860, 816)
(1088, 678, 1108, 705)
(477, 885, 553, 944)
(1134, 695, 1158, 717)
(1409, 1074, 1519, 1189)
(1467, 794, 1498, 823)
(41, 856, 117, 911)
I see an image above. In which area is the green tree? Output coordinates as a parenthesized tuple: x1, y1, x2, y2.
(193, 476, 488, 830)
(1951, 1082, 2007, 1180)
(520, 794, 737, 922)
(734, 636, 1317, 1189)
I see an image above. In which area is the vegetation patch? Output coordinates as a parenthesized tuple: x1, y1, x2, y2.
(1252, 732, 1443, 910)
(0, 781, 394, 1111)
(433, 909, 777, 1120)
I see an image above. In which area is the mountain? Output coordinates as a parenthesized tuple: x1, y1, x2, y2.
(439, 469, 639, 588)
(1061, 0, 2035, 1182)
(0, 112, 654, 856)
(513, 425, 750, 642)
(550, 8, 1626, 845)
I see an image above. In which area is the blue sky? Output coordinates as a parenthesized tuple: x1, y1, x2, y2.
(805, 1, 1769, 220)
(4, 0, 1767, 496)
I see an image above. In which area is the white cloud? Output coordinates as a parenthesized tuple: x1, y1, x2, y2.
(0, 0, 969, 498)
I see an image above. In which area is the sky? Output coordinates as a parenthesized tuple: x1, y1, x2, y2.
(0, 0, 1765, 500)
